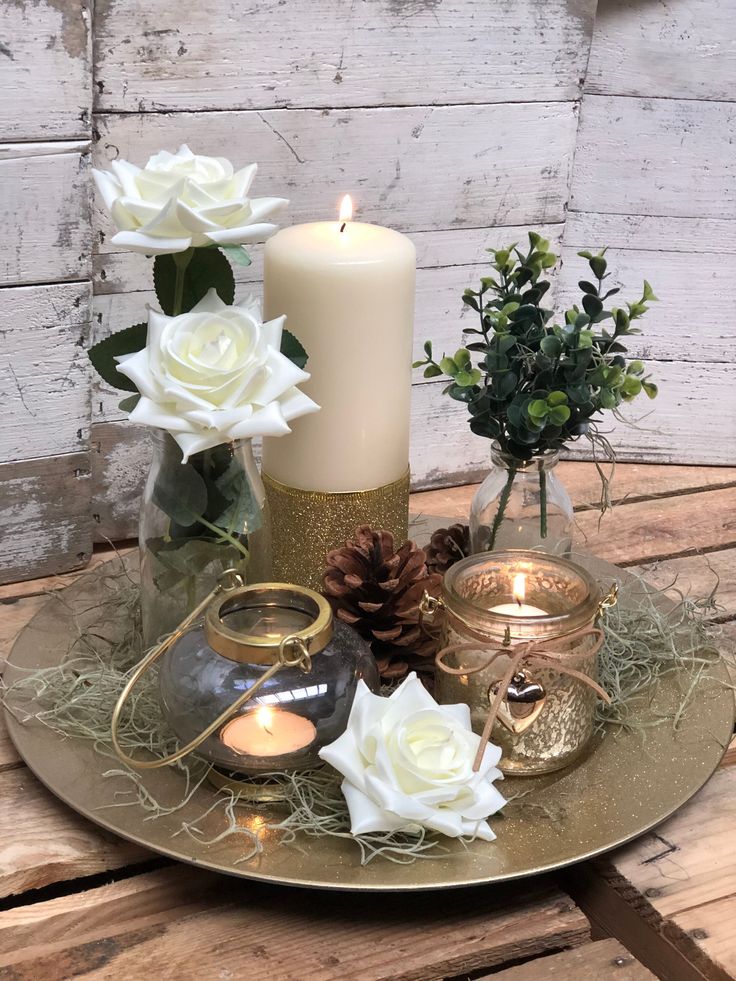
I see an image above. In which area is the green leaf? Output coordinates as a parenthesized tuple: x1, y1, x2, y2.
(87, 322, 147, 392)
(439, 356, 458, 377)
(119, 394, 140, 413)
(213, 457, 262, 534)
(548, 404, 571, 425)
(423, 364, 443, 378)
(578, 280, 598, 295)
(642, 380, 658, 399)
(152, 460, 208, 528)
(528, 399, 548, 420)
(582, 294, 603, 317)
(642, 280, 658, 302)
(423, 339, 433, 357)
(280, 328, 308, 369)
(589, 256, 607, 280)
(577, 250, 594, 260)
(547, 391, 568, 407)
(540, 335, 562, 358)
(154, 247, 235, 315)
(455, 368, 482, 387)
(454, 347, 472, 370)
(220, 245, 252, 267)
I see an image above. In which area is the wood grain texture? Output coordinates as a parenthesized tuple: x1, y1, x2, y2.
(487, 938, 656, 980)
(634, 551, 736, 622)
(0, 453, 92, 586)
(586, 0, 736, 101)
(90, 422, 151, 541)
(93, 0, 596, 112)
(0, 879, 589, 979)
(1, 283, 91, 463)
(0, 767, 147, 900)
(565, 213, 736, 257)
(570, 96, 736, 220)
(0, 0, 91, 141)
(0, 144, 90, 286)
(93, 103, 578, 239)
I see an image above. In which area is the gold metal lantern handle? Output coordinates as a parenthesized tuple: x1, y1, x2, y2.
(110, 571, 313, 771)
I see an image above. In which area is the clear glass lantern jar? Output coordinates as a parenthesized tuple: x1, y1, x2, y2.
(469, 444, 573, 556)
(431, 550, 606, 776)
(111, 579, 379, 792)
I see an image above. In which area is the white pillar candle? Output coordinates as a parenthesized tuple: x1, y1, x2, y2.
(261, 198, 416, 492)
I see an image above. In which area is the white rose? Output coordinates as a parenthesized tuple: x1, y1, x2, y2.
(92, 145, 287, 255)
(116, 289, 319, 461)
(319, 673, 506, 841)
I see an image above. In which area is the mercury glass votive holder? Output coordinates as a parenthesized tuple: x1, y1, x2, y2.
(434, 550, 603, 776)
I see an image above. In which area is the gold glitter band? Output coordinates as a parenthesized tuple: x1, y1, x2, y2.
(262, 469, 411, 591)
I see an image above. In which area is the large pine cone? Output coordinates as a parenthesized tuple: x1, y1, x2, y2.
(425, 523, 471, 575)
(322, 525, 442, 679)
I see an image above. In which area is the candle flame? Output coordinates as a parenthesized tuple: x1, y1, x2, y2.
(512, 573, 526, 606)
(338, 194, 353, 223)
(255, 705, 274, 731)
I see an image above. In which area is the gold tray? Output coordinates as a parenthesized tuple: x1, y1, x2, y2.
(4, 552, 734, 892)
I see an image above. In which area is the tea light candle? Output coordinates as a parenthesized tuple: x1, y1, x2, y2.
(221, 706, 317, 757)
(489, 573, 546, 617)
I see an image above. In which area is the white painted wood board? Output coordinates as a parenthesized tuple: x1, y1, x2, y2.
(93, 103, 578, 238)
(0, 452, 91, 585)
(570, 96, 736, 220)
(0, 0, 91, 141)
(0, 143, 91, 286)
(1, 283, 91, 463)
(93, 0, 596, 112)
(586, 0, 736, 101)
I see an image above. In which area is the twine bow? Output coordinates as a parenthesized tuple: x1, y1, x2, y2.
(435, 626, 609, 772)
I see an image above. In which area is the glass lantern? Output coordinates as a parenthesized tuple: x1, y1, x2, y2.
(427, 550, 611, 776)
(112, 577, 379, 794)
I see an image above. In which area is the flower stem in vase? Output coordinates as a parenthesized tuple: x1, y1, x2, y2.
(539, 468, 548, 539)
(488, 465, 516, 550)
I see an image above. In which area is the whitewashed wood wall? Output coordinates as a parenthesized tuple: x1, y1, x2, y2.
(1, 0, 734, 583)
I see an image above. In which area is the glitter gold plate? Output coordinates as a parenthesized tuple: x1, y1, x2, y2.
(4, 548, 734, 893)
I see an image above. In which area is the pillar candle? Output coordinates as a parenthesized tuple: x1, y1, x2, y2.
(261, 199, 416, 492)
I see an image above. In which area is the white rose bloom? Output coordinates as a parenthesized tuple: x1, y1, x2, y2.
(92, 145, 287, 255)
(319, 673, 506, 841)
(116, 289, 319, 461)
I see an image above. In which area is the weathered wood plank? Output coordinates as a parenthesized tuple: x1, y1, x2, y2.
(93, 0, 596, 112)
(569, 766, 736, 981)
(570, 96, 736, 220)
(413, 464, 736, 523)
(565, 213, 736, 256)
(586, 0, 736, 101)
(0, 283, 91, 462)
(558, 246, 735, 363)
(0, 879, 588, 979)
(634, 551, 736, 622)
(0, 454, 92, 586)
(0, 544, 133, 603)
(90, 422, 150, 541)
(0, 0, 90, 141)
(487, 938, 656, 980)
(94, 103, 578, 243)
(0, 767, 147, 900)
(0, 144, 90, 286)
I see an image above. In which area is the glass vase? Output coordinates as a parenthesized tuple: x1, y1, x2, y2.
(139, 431, 272, 647)
(470, 443, 573, 555)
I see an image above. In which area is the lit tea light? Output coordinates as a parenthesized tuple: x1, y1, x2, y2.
(221, 705, 317, 757)
(489, 572, 547, 617)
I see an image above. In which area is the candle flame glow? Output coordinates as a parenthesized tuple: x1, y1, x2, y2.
(255, 705, 274, 731)
(339, 194, 353, 223)
(512, 573, 526, 606)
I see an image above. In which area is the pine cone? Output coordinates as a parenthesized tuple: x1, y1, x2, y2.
(322, 525, 442, 679)
(425, 523, 471, 575)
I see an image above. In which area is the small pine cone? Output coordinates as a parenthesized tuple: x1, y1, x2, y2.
(425, 523, 471, 575)
(322, 525, 442, 679)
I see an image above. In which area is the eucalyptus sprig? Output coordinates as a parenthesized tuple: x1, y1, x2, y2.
(415, 233, 658, 462)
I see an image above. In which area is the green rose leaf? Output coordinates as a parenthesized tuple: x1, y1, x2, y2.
(87, 322, 147, 392)
(152, 461, 208, 528)
(118, 394, 141, 413)
(154, 247, 235, 315)
(280, 328, 308, 369)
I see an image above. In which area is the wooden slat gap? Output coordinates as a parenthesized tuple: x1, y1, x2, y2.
(574, 480, 736, 513)
(0, 277, 90, 292)
(616, 541, 736, 571)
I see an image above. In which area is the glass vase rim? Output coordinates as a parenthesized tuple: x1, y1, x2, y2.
(147, 428, 254, 453)
(489, 442, 561, 471)
(442, 548, 600, 633)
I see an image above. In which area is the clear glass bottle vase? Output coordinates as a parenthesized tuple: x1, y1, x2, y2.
(469, 443, 573, 555)
(139, 430, 272, 647)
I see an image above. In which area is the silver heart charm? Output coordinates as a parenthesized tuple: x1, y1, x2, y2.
(489, 670, 547, 735)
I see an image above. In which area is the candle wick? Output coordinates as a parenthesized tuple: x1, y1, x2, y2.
(263, 725, 274, 736)
(339, 222, 346, 233)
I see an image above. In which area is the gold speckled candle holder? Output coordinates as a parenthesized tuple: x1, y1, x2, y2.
(262, 469, 410, 592)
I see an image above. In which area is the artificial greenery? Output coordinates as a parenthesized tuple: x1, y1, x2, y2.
(413, 233, 659, 542)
